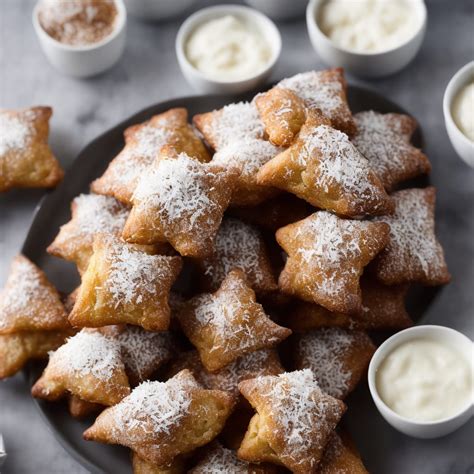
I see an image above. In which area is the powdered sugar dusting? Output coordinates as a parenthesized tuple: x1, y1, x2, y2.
(0, 113, 33, 156)
(191, 443, 250, 473)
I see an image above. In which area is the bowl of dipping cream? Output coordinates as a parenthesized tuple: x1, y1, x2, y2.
(368, 325, 473, 439)
(176, 4, 281, 94)
(306, 0, 427, 78)
(443, 61, 474, 168)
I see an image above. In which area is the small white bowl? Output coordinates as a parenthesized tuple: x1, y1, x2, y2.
(368, 325, 473, 439)
(306, 0, 427, 78)
(123, 0, 196, 21)
(32, 0, 127, 78)
(243, 0, 308, 21)
(443, 61, 474, 168)
(176, 4, 281, 94)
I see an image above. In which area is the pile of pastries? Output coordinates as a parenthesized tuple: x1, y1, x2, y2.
(0, 68, 450, 473)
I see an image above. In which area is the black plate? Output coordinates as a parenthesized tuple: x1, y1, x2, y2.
(22, 86, 437, 474)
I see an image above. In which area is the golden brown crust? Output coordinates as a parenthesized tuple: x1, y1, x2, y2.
(0, 255, 69, 334)
(276, 211, 390, 314)
(69, 235, 182, 331)
(257, 118, 393, 218)
(122, 149, 239, 257)
(177, 270, 291, 372)
(132, 452, 187, 474)
(83, 370, 235, 466)
(91, 108, 210, 205)
(68, 395, 104, 419)
(0, 106, 63, 192)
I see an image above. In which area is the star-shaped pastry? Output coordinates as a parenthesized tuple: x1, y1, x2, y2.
(83, 370, 235, 466)
(193, 101, 266, 151)
(212, 138, 282, 206)
(319, 432, 368, 474)
(238, 369, 346, 473)
(265, 68, 357, 139)
(0, 255, 69, 334)
(177, 269, 291, 372)
(196, 218, 278, 295)
(373, 187, 451, 285)
(31, 329, 131, 406)
(0, 106, 63, 192)
(68, 234, 182, 331)
(292, 328, 375, 399)
(0, 329, 73, 380)
(91, 108, 210, 204)
(276, 211, 390, 314)
(257, 121, 394, 218)
(352, 111, 431, 191)
(286, 277, 412, 332)
(122, 150, 239, 257)
(47, 193, 130, 274)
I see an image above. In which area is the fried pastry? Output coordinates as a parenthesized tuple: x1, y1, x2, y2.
(31, 330, 130, 405)
(0, 329, 72, 379)
(254, 87, 310, 147)
(193, 102, 265, 151)
(132, 452, 187, 474)
(257, 119, 393, 218)
(212, 139, 281, 206)
(47, 193, 130, 274)
(319, 432, 368, 474)
(69, 234, 182, 331)
(68, 395, 103, 419)
(276, 211, 390, 314)
(167, 349, 284, 402)
(256, 69, 356, 143)
(83, 370, 235, 466)
(292, 328, 376, 399)
(196, 218, 278, 295)
(229, 193, 313, 232)
(238, 369, 346, 473)
(0, 255, 69, 334)
(287, 277, 412, 332)
(352, 111, 431, 191)
(122, 150, 239, 257)
(373, 187, 451, 285)
(177, 270, 291, 372)
(91, 108, 210, 204)
(0, 106, 63, 192)
(190, 441, 277, 473)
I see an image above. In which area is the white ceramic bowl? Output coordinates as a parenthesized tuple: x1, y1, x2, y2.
(243, 0, 308, 21)
(368, 325, 473, 439)
(176, 4, 281, 94)
(306, 0, 427, 78)
(123, 0, 196, 21)
(32, 0, 127, 78)
(443, 61, 474, 168)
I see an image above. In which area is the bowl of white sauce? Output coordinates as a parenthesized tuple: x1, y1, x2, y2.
(443, 61, 474, 168)
(306, 0, 427, 77)
(176, 4, 281, 93)
(368, 325, 473, 438)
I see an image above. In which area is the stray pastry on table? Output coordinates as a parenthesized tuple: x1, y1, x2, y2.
(291, 328, 376, 399)
(373, 187, 451, 286)
(122, 148, 239, 257)
(0, 106, 63, 192)
(31, 329, 130, 406)
(238, 369, 346, 473)
(83, 369, 235, 466)
(352, 111, 431, 191)
(276, 211, 390, 314)
(47, 193, 130, 274)
(91, 108, 210, 205)
(257, 118, 394, 218)
(195, 217, 278, 295)
(177, 269, 291, 372)
(69, 234, 182, 331)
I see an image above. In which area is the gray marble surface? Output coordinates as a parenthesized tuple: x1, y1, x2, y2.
(0, 0, 473, 473)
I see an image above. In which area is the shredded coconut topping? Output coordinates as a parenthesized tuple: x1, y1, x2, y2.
(0, 112, 34, 156)
(112, 375, 198, 442)
(50, 330, 123, 381)
(209, 102, 265, 149)
(192, 443, 250, 473)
